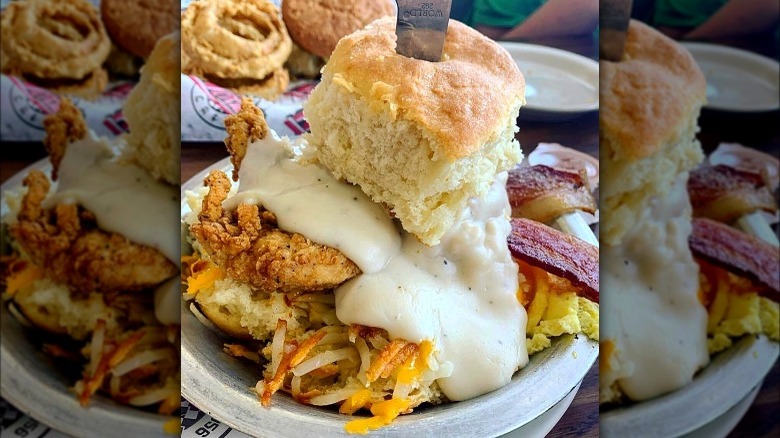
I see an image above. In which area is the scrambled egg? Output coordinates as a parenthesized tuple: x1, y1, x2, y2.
(518, 263, 599, 355)
(700, 262, 780, 354)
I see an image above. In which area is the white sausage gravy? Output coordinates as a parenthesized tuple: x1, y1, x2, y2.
(601, 174, 709, 400)
(42, 131, 180, 325)
(225, 131, 528, 401)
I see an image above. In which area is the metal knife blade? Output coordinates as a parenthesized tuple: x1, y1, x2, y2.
(600, 0, 633, 61)
(395, 0, 452, 62)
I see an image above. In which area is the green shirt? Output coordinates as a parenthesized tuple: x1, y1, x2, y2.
(653, 0, 729, 28)
(451, 0, 547, 28)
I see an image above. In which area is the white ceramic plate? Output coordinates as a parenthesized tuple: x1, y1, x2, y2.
(679, 381, 760, 438)
(601, 335, 779, 437)
(180, 158, 599, 438)
(0, 159, 171, 438)
(681, 42, 780, 112)
(498, 42, 599, 121)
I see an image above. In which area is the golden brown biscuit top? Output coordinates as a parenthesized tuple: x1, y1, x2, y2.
(101, 0, 179, 59)
(282, 0, 395, 59)
(600, 20, 706, 161)
(324, 17, 525, 159)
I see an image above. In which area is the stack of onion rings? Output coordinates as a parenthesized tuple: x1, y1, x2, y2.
(1, 0, 111, 98)
(181, 0, 292, 100)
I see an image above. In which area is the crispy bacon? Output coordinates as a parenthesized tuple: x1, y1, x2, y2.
(508, 218, 599, 302)
(506, 165, 597, 223)
(689, 218, 779, 300)
(688, 165, 777, 223)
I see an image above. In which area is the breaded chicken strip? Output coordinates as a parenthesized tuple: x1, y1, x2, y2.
(9, 170, 177, 292)
(43, 99, 87, 180)
(190, 97, 360, 292)
(190, 170, 360, 293)
(10, 101, 176, 293)
(224, 97, 267, 181)
(9, 171, 177, 293)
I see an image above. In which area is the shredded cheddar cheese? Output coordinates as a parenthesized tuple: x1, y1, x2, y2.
(397, 340, 433, 384)
(163, 418, 179, 435)
(186, 264, 224, 294)
(345, 398, 412, 435)
(5, 260, 44, 295)
(339, 389, 372, 415)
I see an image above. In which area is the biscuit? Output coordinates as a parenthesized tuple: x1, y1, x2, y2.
(124, 32, 181, 185)
(101, 0, 179, 59)
(282, 0, 395, 59)
(305, 17, 525, 245)
(600, 20, 706, 245)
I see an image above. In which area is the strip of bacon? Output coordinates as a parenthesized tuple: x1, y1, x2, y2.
(508, 218, 599, 303)
(688, 165, 777, 223)
(689, 218, 779, 301)
(507, 165, 596, 223)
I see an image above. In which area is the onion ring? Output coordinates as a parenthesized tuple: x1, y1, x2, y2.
(202, 67, 290, 101)
(181, 0, 291, 81)
(0, 0, 110, 81)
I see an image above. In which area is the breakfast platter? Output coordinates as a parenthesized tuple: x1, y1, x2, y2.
(0, 159, 173, 438)
(598, 19, 779, 438)
(180, 156, 599, 437)
(176, 0, 602, 430)
(5, 0, 780, 437)
(1, 17, 181, 437)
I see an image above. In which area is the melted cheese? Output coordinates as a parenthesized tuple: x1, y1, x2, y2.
(600, 174, 709, 400)
(233, 134, 527, 402)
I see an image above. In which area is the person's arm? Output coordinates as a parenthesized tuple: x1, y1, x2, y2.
(684, 0, 779, 39)
(478, 0, 598, 40)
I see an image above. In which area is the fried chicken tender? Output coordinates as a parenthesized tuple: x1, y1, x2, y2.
(9, 170, 177, 293)
(224, 97, 267, 181)
(190, 170, 360, 293)
(43, 98, 87, 181)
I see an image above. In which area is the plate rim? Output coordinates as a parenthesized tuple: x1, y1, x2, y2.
(680, 41, 780, 113)
(180, 156, 599, 438)
(498, 41, 599, 115)
(0, 158, 171, 438)
(600, 335, 779, 438)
